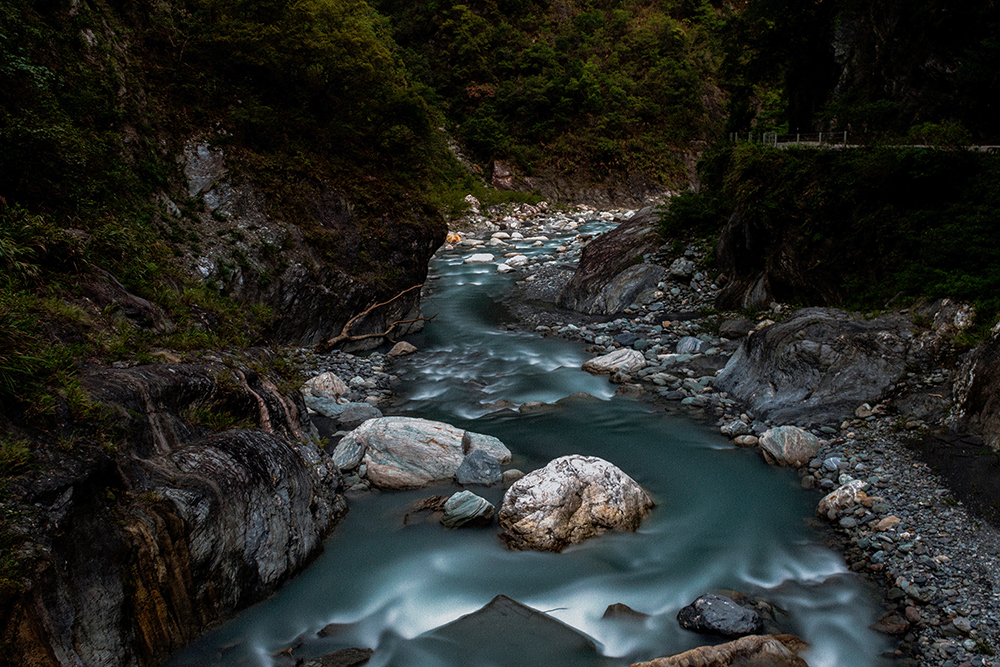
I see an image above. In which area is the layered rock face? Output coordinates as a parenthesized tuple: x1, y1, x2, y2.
(177, 140, 443, 351)
(714, 308, 915, 426)
(3, 362, 346, 667)
(557, 207, 664, 315)
(949, 331, 1000, 450)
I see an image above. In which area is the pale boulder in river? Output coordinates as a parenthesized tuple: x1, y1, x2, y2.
(498, 455, 654, 552)
(582, 348, 647, 375)
(334, 416, 511, 489)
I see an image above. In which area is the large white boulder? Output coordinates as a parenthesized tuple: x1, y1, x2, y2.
(498, 455, 654, 552)
(335, 417, 511, 489)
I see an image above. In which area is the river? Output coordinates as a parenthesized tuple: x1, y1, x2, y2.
(167, 215, 892, 667)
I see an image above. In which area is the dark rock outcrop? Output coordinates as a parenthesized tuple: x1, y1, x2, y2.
(558, 207, 664, 314)
(2, 361, 346, 667)
(677, 593, 764, 638)
(410, 595, 609, 666)
(949, 330, 1000, 450)
(713, 308, 914, 425)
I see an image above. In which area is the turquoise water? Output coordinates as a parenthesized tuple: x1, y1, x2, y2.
(168, 219, 891, 667)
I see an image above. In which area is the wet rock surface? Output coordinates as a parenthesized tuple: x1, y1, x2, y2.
(498, 454, 654, 552)
(415, 594, 606, 664)
(676, 593, 764, 637)
(445, 206, 1000, 667)
(441, 490, 496, 528)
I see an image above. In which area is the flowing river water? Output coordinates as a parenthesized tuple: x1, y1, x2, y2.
(168, 216, 893, 667)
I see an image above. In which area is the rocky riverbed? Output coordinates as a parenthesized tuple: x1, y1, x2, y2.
(286, 202, 1000, 667)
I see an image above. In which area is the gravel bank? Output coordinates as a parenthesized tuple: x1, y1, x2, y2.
(450, 206, 1000, 667)
(292, 204, 1000, 667)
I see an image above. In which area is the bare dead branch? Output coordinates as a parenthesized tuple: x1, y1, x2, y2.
(315, 283, 431, 352)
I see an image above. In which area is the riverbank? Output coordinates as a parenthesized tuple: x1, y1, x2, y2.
(416, 204, 1000, 667)
(283, 202, 1000, 667)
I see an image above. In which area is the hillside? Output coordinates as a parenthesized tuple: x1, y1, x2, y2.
(373, 0, 730, 196)
(4, 0, 1000, 665)
(0, 0, 464, 414)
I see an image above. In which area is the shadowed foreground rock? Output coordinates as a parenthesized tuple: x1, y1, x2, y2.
(498, 455, 654, 552)
(2, 361, 346, 667)
(406, 595, 614, 666)
(631, 634, 809, 667)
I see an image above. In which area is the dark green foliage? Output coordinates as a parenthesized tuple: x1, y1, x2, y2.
(713, 144, 1000, 331)
(374, 0, 727, 180)
(0, 0, 465, 414)
(723, 0, 1000, 142)
(657, 190, 728, 239)
(184, 0, 436, 172)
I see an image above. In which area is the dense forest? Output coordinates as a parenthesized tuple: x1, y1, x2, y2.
(2, 0, 1000, 432)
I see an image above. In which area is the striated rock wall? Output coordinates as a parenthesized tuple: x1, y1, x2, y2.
(557, 207, 665, 315)
(1, 362, 346, 667)
(713, 308, 915, 426)
(172, 139, 443, 350)
(948, 327, 1000, 450)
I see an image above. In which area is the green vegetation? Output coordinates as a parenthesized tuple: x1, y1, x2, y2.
(721, 0, 1000, 143)
(2, 0, 999, 420)
(183, 404, 256, 432)
(0, 439, 31, 477)
(668, 143, 1000, 335)
(375, 0, 728, 180)
(0, 0, 461, 417)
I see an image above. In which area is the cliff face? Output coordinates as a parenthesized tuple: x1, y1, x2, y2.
(2, 361, 347, 667)
(174, 139, 442, 349)
(0, 2, 450, 663)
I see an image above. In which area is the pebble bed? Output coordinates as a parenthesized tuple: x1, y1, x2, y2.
(287, 203, 1000, 667)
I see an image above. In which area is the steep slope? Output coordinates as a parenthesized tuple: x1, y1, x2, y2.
(0, 1, 454, 664)
(374, 0, 730, 200)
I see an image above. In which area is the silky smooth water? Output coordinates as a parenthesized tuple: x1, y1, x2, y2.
(168, 218, 892, 667)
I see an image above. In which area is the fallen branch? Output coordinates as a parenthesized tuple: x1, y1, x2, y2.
(315, 283, 433, 352)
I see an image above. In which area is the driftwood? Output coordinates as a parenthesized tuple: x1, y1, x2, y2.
(630, 634, 809, 667)
(315, 283, 434, 353)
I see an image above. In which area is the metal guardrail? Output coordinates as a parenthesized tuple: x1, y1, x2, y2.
(729, 131, 849, 146)
(729, 131, 1000, 152)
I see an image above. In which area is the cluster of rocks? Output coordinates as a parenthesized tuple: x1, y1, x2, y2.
(286, 347, 404, 405)
(289, 364, 660, 546)
(456, 205, 1000, 667)
(282, 203, 1000, 667)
